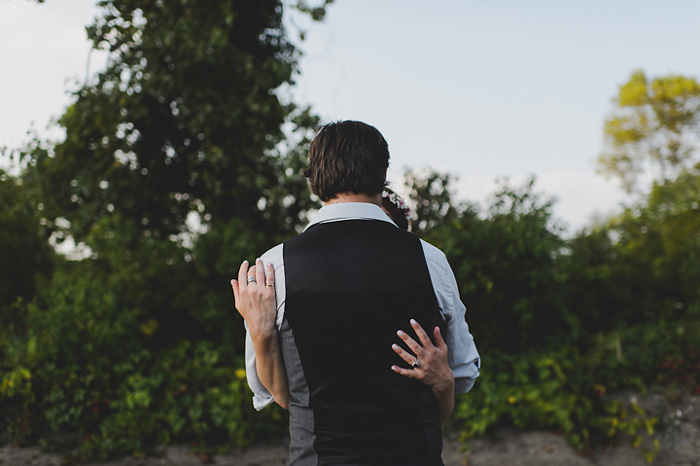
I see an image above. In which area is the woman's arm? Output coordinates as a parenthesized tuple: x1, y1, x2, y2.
(232, 259, 290, 409)
(391, 320, 455, 424)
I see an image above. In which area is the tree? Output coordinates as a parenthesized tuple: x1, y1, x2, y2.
(405, 172, 570, 353)
(1, 0, 333, 456)
(565, 164, 700, 336)
(598, 71, 700, 192)
(12, 0, 334, 353)
(613, 166, 700, 315)
(404, 169, 463, 237)
(644, 168, 700, 308)
(0, 170, 53, 311)
(25, 0, 328, 246)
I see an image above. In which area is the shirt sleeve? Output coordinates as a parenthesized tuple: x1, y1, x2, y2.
(421, 240, 480, 393)
(245, 320, 276, 410)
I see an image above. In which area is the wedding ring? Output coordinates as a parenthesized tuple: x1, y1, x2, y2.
(412, 359, 420, 369)
(265, 283, 274, 287)
(247, 277, 256, 284)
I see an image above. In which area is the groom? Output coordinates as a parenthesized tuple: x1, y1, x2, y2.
(241, 120, 480, 465)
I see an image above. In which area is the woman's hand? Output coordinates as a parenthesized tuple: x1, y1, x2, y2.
(231, 259, 289, 409)
(231, 258, 277, 337)
(391, 319, 455, 423)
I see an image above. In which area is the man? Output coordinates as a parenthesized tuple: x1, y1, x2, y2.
(235, 121, 480, 465)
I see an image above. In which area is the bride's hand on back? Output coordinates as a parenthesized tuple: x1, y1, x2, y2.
(391, 319, 455, 394)
(231, 258, 277, 336)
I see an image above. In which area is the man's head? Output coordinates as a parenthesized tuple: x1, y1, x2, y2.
(305, 120, 390, 202)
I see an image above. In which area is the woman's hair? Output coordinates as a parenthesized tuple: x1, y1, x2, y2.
(305, 120, 390, 202)
(381, 188, 411, 231)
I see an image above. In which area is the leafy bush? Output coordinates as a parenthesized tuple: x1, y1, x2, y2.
(0, 215, 287, 459)
(408, 173, 571, 353)
(452, 317, 700, 457)
(64, 341, 287, 462)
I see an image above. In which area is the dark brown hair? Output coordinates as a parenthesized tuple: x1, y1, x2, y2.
(305, 120, 390, 202)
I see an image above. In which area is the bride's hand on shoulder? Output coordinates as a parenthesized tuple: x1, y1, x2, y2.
(230, 258, 277, 336)
(391, 319, 455, 394)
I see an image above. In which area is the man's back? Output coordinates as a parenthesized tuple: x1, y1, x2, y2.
(281, 219, 444, 465)
(240, 121, 478, 465)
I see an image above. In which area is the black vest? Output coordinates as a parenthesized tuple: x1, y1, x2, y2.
(282, 219, 444, 465)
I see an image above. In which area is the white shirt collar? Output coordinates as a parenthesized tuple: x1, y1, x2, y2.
(304, 202, 397, 231)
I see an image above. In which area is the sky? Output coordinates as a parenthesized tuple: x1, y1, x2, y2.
(2, 0, 700, 234)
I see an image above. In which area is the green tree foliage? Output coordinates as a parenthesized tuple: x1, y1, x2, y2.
(2, 0, 330, 458)
(562, 227, 633, 334)
(11, 0, 333, 348)
(29, 0, 321, 242)
(405, 171, 569, 353)
(1, 247, 287, 458)
(566, 165, 700, 336)
(0, 170, 52, 311)
(404, 169, 461, 236)
(642, 168, 700, 309)
(598, 70, 700, 192)
(0, 170, 54, 440)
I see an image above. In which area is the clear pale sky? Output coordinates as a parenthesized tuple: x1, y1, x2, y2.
(2, 0, 700, 233)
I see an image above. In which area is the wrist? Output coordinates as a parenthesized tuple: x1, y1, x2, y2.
(247, 315, 276, 335)
(432, 371, 455, 395)
(253, 330, 279, 354)
(249, 322, 277, 344)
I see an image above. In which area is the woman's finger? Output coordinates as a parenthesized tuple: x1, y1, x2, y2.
(410, 319, 433, 349)
(231, 278, 240, 302)
(391, 364, 417, 378)
(238, 260, 249, 291)
(433, 326, 447, 351)
(397, 330, 423, 356)
(265, 263, 275, 297)
(392, 343, 418, 367)
(265, 263, 275, 285)
(255, 258, 266, 289)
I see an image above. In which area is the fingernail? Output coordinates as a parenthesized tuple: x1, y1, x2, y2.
(391, 366, 398, 371)
(392, 344, 399, 350)
(230, 279, 235, 286)
(256, 258, 262, 263)
(243, 260, 248, 265)
(397, 330, 404, 337)
(410, 319, 417, 325)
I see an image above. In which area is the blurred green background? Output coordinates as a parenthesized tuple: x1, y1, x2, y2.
(1, 0, 699, 462)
